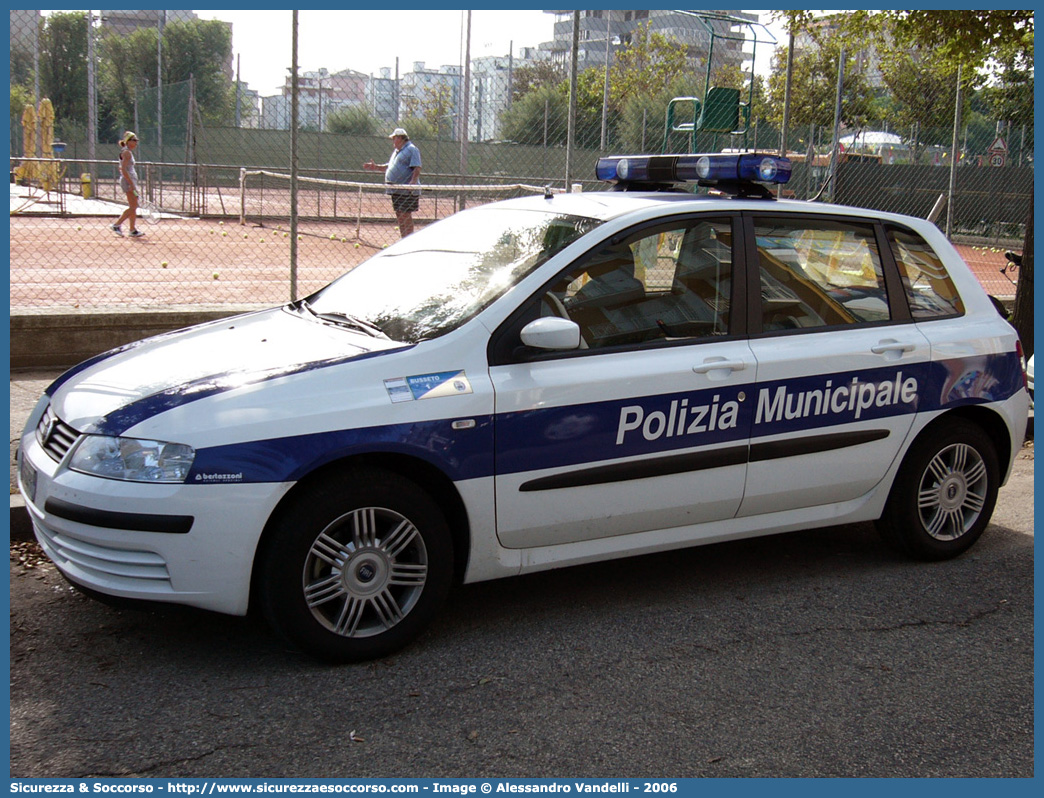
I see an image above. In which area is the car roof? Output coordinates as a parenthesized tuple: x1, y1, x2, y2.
(496, 190, 936, 232)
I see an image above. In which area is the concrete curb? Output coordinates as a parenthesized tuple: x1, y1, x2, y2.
(10, 305, 264, 369)
(10, 495, 33, 542)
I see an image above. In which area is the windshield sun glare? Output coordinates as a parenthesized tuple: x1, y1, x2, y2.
(309, 206, 601, 343)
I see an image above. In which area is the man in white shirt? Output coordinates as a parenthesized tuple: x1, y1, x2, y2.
(363, 127, 422, 237)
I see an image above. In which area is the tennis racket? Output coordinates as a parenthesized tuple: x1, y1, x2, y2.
(139, 198, 162, 225)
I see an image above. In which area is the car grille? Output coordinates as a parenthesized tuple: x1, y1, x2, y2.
(36, 405, 81, 463)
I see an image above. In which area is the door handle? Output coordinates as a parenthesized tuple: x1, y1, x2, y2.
(693, 358, 748, 374)
(871, 340, 916, 355)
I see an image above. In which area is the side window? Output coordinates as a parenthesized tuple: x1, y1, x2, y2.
(888, 227, 965, 319)
(754, 218, 890, 331)
(541, 218, 733, 349)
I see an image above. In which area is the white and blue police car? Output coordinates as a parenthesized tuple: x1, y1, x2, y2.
(18, 153, 1030, 662)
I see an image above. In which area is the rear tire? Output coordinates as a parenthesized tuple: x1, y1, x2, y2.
(258, 468, 453, 662)
(876, 420, 999, 561)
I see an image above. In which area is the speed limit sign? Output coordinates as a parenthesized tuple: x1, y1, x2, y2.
(990, 153, 1006, 167)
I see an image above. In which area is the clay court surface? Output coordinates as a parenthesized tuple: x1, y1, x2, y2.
(10, 214, 393, 308)
(10, 210, 1021, 310)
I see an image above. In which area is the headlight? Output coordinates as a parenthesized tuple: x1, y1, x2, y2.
(69, 435, 195, 483)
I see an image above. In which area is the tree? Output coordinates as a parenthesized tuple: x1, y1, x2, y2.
(500, 69, 607, 149)
(848, 10, 1034, 71)
(501, 83, 567, 146)
(510, 61, 563, 102)
(865, 11, 1034, 357)
(419, 84, 456, 139)
(573, 67, 612, 148)
(400, 83, 456, 138)
(10, 40, 34, 88)
(327, 105, 381, 136)
(616, 74, 703, 153)
(10, 85, 34, 136)
(161, 19, 235, 126)
(876, 48, 961, 149)
(98, 27, 157, 136)
(764, 30, 875, 133)
(802, 9, 1035, 356)
(618, 92, 667, 153)
(98, 18, 234, 136)
(977, 46, 1034, 131)
(502, 23, 692, 151)
(38, 12, 89, 139)
(609, 22, 690, 107)
(396, 115, 436, 141)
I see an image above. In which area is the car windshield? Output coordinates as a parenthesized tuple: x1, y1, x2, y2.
(306, 206, 602, 342)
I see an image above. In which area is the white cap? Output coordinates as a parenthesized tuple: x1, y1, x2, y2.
(390, 127, 408, 138)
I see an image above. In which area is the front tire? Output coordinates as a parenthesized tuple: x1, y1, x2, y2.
(258, 469, 454, 662)
(876, 420, 999, 561)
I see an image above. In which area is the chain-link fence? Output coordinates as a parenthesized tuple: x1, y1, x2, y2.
(10, 9, 1033, 310)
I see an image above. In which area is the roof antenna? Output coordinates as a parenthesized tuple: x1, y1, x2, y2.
(543, 185, 554, 200)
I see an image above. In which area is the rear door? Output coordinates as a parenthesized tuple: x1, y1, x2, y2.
(488, 215, 756, 549)
(739, 213, 930, 518)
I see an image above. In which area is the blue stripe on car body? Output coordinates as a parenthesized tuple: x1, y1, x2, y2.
(181, 352, 1021, 486)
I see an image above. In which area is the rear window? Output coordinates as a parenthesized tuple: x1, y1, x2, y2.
(887, 227, 965, 319)
(753, 218, 890, 331)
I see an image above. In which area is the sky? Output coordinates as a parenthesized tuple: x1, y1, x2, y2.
(193, 9, 785, 97)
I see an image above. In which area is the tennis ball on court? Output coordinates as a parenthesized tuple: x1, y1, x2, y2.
(161, 261, 168, 268)
(297, 235, 302, 241)
(354, 243, 360, 249)
(76, 225, 82, 231)
(219, 221, 224, 225)
(341, 238, 347, 243)
(221, 231, 227, 237)
(213, 272, 219, 280)
(260, 237, 265, 243)
(330, 234, 336, 240)
(283, 232, 288, 238)
(244, 234, 249, 239)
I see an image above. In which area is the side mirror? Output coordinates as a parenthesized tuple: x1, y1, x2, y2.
(519, 317, 581, 351)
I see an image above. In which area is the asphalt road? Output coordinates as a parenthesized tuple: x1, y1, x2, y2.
(10, 442, 1033, 779)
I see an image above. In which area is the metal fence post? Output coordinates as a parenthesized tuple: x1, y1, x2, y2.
(945, 64, 963, 238)
(239, 167, 247, 226)
(459, 11, 472, 192)
(827, 45, 845, 202)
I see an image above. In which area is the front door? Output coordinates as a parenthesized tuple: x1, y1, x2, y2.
(489, 216, 757, 549)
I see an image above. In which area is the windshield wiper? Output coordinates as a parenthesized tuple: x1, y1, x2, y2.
(297, 299, 389, 339)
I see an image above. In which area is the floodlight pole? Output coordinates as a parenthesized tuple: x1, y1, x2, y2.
(86, 11, 97, 185)
(33, 14, 40, 158)
(565, 11, 580, 189)
(780, 30, 794, 157)
(778, 29, 795, 198)
(459, 11, 472, 183)
(600, 11, 611, 152)
(290, 11, 299, 301)
(158, 10, 165, 164)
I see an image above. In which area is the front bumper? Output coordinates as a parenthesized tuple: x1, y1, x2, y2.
(18, 428, 290, 616)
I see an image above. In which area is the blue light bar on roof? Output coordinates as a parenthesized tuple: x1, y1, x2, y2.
(596, 153, 792, 185)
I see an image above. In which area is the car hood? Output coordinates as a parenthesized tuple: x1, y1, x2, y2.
(47, 307, 404, 434)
